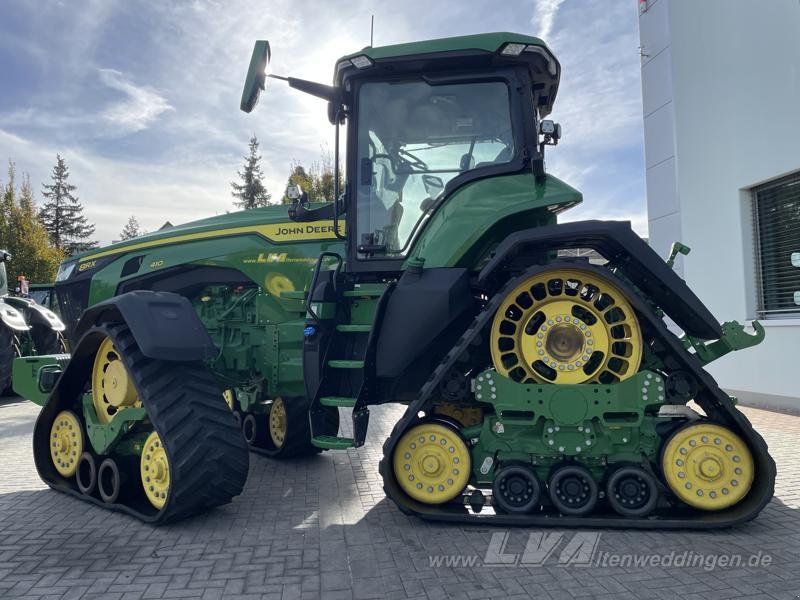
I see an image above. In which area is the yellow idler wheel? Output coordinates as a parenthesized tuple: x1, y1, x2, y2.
(92, 336, 142, 424)
(393, 423, 470, 504)
(50, 410, 84, 477)
(661, 423, 754, 510)
(141, 431, 170, 510)
(490, 268, 643, 384)
(269, 398, 287, 448)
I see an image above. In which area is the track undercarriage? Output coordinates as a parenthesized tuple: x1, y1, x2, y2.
(379, 262, 775, 527)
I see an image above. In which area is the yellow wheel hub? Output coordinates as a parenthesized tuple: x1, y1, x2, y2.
(92, 336, 141, 424)
(661, 423, 754, 510)
(265, 273, 295, 296)
(50, 410, 83, 477)
(490, 268, 643, 384)
(141, 431, 170, 509)
(269, 398, 287, 448)
(393, 423, 470, 504)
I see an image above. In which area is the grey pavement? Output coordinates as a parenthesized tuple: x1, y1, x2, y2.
(1, 396, 799, 600)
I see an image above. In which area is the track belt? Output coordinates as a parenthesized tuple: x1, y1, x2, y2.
(379, 262, 776, 528)
(32, 322, 249, 523)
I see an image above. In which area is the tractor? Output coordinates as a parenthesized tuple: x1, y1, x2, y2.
(0, 250, 66, 393)
(15, 32, 775, 526)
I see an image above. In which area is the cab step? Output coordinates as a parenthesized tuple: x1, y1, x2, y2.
(312, 435, 355, 450)
(336, 324, 371, 333)
(319, 396, 357, 408)
(328, 360, 365, 369)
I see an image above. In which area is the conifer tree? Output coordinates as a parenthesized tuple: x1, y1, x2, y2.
(40, 154, 96, 255)
(231, 136, 271, 209)
(119, 215, 142, 241)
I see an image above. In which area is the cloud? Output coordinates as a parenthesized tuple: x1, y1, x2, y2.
(1, 0, 648, 245)
(532, 0, 567, 40)
(97, 69, 174, 133)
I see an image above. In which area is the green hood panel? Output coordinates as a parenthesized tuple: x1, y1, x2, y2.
(73, 204, 339, 264)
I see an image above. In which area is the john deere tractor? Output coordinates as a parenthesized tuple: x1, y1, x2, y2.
(16, 32, 775, 526)
(0, 250, 66, 393)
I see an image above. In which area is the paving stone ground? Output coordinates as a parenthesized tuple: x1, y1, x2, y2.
(1, 396, 799, 600)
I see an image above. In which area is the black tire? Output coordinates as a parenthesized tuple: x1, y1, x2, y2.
(606, 466, 659, 517)
(492, 463, 542, 514)
(548, 465, 599, 516)
(242, 412, 267, 446)
(0, 324, 19, 396)
(76, 452, 97, 495)
(97, 457, 122, 503)
(30, 324, 67, 355)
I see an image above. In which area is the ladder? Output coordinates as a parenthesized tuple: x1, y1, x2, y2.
(310, 282, 392, 450)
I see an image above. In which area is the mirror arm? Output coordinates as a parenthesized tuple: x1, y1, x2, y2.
(270, 75, 341, 103)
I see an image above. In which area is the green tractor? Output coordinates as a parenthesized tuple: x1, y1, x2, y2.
(15, 32, 775, 526)
(0, 251, 67, 393)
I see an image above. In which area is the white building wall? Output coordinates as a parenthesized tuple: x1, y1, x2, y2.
(638, 0, 800, 406)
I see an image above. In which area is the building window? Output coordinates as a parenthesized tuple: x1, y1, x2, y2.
(752, 171, 800, 319)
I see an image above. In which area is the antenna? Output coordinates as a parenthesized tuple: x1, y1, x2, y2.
(370, 14, 374, 47)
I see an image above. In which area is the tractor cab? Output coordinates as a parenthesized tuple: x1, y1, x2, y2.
(241, 33, 566, 274)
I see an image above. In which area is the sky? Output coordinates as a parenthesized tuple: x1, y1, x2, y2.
(0, 0, 647, 245)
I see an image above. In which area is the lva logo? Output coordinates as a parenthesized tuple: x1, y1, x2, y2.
(484, 531, 600, 567)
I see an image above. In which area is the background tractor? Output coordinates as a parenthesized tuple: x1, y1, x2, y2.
(0, 250, 66, 393)
(15, 32, 775, 526)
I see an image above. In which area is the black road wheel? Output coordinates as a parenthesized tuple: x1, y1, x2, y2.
(548, 465, 599, 516)
(492, 463, 542, 514)
(606, 466, 659, 517)
(242, 412, 268, 446)
(97, 457, 123, 503)
(76, 452, 97, 495)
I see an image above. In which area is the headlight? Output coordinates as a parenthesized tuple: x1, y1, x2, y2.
(349, 55, 374, 69)
(56, 261, 76, 282)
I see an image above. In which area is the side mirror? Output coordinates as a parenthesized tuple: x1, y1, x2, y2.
(0, 250, 11, 263)
(240, 40, 271, 113)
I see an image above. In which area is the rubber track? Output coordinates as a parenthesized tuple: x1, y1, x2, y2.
(379, 262, 777, 529)
(32, 323, 249, 523)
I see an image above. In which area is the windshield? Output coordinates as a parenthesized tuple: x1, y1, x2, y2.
(355, 79, 515, 257)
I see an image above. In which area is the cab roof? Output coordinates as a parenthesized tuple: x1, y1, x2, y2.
(335, 32, 561, 116)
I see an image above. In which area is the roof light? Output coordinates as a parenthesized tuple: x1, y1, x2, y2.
(501, 43, 526, 56)
(350, 55, 374, 69)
